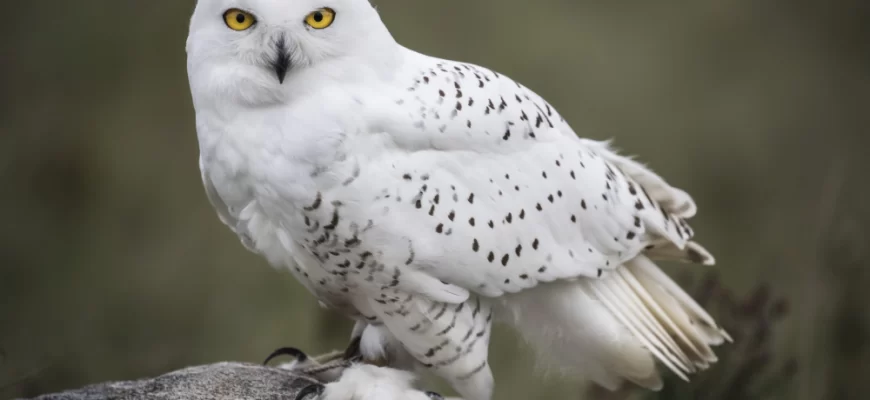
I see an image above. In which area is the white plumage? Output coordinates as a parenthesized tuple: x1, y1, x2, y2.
(186, 1, 731, 399)
(317, 364, 460, 400)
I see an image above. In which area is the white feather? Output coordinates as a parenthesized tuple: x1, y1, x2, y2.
(321, 364, 443, 400)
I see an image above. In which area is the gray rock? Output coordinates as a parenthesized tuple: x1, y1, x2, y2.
(22, 362, 323, 400)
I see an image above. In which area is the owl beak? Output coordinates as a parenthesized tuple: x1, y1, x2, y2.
(271, 35, 291, 84)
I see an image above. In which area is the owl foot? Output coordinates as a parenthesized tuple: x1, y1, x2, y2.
(263, 345, 449, 400)
(263, 346, 351, 383)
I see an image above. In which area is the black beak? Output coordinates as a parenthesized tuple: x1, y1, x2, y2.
(271, 36, 291, 84)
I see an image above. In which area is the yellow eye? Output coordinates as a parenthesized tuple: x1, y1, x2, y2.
(224, 9, 256, 31)
(305, 8, 335, 29)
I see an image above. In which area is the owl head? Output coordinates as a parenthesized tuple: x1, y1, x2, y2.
(186, 0, 397, 105)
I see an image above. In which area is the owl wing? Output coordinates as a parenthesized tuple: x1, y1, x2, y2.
(331, 135, 708, 300)
(312, 57, 711, 300)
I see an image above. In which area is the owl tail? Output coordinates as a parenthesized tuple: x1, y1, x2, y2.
(500, 255, 730, 391)
(589, 255, 731, 385)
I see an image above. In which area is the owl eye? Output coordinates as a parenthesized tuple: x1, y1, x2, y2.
(304, 8, 336, 29)
(224, 9, 256, 31)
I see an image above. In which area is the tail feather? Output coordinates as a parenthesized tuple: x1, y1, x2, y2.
(615, 268, 701, 366)
(591, 281, 692, 381)
(595, 256, 729, 382)
(617, 267, 712, 368)
(502, 255, 729, 391)
(630, 257, 731, 342)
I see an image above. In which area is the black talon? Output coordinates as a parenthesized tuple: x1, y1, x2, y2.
(425, 391, 444, 400)
(263, 347, 308, 366)
(295, 383, 325, 400)
(342, 336, 363, 362)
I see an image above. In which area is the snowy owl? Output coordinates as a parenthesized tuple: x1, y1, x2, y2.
(186, 1, 731, 399)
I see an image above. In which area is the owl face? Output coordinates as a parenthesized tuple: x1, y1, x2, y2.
(186, 0, 391, 105)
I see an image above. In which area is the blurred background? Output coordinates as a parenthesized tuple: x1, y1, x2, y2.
(1, 1, 867, 399)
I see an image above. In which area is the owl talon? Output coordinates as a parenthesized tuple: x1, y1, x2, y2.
(263, 347, 309, 366)
(295, 383, 325, 400)
(342, 336, 363, 362)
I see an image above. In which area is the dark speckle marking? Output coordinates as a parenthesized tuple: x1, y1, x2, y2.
(468, 193, 475, 204)
(635, 199, 645, 210)
(469, 217, 476, 226)
(515, 245, 523, 256)
(304, 192, 323, 211)
(501, 254, 509, 266)
(448, 210, 455, 221)
(487, 251, 495, 263)
(436, 223, 444, 233)
(403, 174, 412, 181)
(488, 220, 495, 228)
(519, 209, 525, 219)
(532, 238, 540, 250)
(433, 304, 449, 320)
(538, 266, 547, 273)
(571, 215, 577, 223)
(472, 239, 480, 252)
(324, 209, 339, 230)
(536, 203, 543, 211)
(581, 200, 587, 210)
(547, 194, 554, 203)
(627, 231, 636, 240)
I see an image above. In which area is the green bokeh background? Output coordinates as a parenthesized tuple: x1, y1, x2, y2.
(1, 1, 868, 399)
